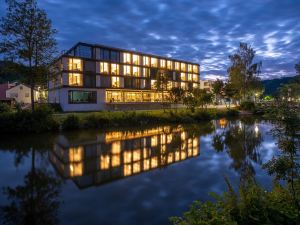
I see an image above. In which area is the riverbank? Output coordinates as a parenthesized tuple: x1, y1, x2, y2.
(0, 108, 239, 133)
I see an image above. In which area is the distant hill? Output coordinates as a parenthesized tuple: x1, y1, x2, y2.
(262, 76, 295, 96)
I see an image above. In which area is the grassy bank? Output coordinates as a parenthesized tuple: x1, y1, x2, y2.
(0, 108, 239, 133)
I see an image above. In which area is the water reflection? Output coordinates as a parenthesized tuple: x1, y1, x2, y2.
(49, 125, 202, 189)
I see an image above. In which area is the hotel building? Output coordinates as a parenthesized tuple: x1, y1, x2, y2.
(48, 42, 200, 111)
(49, 126, 200, 188)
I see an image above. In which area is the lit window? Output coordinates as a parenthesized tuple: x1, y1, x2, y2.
(151, 136, 158, 147)
(69, 146, 83, 162)
(151, 80, 156, 89)
(160, 59, 166, 68)
(167, 81, 172, 90)
(133, 66, 140, 76)
(175, 62, 180, 70)
(193, 74, 199, 82)
(180, 72, 186, 81)
(124, 151, 132, 163)
(143, 56, 150, 66)
(188, 64, 193, 72)
(144, 159, 150, 170)
(167, 60, 173, 69)
(123, 65, 131, 75)
(70, 163, 83, 177)
(100, 155, 110, 170)
(112, 76, 120, 88)
(188, 73, 193, 81)
(151, 57, 158, 67)
(123, 52, 131, 64)
(69, 73, 83, 86)
(132, 54, 140, 65)
(111, 64, 119, 75)
(193, 83, 199, 88)
(181, 82, 187, 89)
(193, 65, 199, 73)
(151, 156, 158, 168)
(133, 150, 141, 161)
(133, 162, 140, 174)
(100, 62, 109, 74)
(68, 58, 82, 71)
(142, 68, 149, 77)
(181, 63, 186, 71)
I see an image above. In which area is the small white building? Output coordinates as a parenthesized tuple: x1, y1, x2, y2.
(199, 80, 213, 92)
(6, 83, 39, 104)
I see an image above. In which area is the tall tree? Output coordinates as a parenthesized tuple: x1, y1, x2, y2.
(228, 43, 262, 102)
(0, 0, 57, 110)
(154, 69, 169, 111)
(169, 87, 185, 110)
(212, 79, 224, 104)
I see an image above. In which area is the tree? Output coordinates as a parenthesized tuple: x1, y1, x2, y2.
(211, 79, 224, 104)
(169, 87, 185, 110)
(154, 69, 169, 111)
(295, 62, 300, 76)
(0, 0, 57, 111)
(223, 82, 238, 108)
(183, 89, 213, 112)
(228, 42, 262, 102)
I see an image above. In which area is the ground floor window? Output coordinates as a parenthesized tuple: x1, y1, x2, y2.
(106, 90, 169, 103)
(68, 90, 97, 104)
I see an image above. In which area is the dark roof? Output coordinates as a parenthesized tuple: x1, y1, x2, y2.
(63, 42, 200, 66)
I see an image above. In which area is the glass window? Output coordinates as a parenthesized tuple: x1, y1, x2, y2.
(68, 90, 96, 104)
(111, 51, 120, 62)
(99, 49, 110, 60)
(69, 73, 83, 86)
(106, 91, 123, 102)
(111, 64, 119, 75)
(180, 72, 186, 81)
(75, 45, 92, 58)
(143, 56, 150, 66)
(123, 65, 131, 75)
(68, 58, 82, 71)
(181, 63, 186, 71)
(188, 73, 193, 81)
(193, 65, 199, 73)
(112, 76, 120, 88)
(123, 52, 131, 64)
(193, 83, 199, 88)
(100, 62, 109, 74)
(167, 60, 173, 70)
(193, 74, 199, 82)
(132, 54, 140, 65)
(151, 80, 156, 89)
(188, 64, 193, 72)
(143, 68, 150, 77)
(181, 82, 187, 90)
(175, 62, 180, 70)
(160, 59, 166, 68)
(133, 66, 140, 76)
(151, 57, 157, 67)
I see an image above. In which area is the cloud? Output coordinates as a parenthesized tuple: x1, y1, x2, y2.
(1, 0, 299, 80)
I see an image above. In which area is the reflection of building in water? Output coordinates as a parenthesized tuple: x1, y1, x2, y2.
(49, 126, 200, 188)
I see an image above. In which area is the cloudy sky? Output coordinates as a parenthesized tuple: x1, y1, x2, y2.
(1, 0, 300, 80)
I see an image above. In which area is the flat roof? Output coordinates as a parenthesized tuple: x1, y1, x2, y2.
(63, 42, 200, 66)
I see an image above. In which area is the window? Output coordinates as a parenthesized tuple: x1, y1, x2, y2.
(167, 60, 173, 69)
(151, 57, 158, 67)
(111, 64, 119, 75)
(123, 65, 131, 75)
(193, 74, 199, 82)
(99, 49, 110, 60)
(25, 93, 29, 97)
(75, 45, 92, 58)
(68, 58, 82, 71)
(181, 82, 187, 90)
(193, 65, 199, 73)
(112, 76, 120, 88)
(106, 91, 122, 102)
(181, 63, 186, 71)
(143, 68, 150, 77)
(188, 64, 193, 72)
(69, 73, 83, 86)
(133, 66, 140, 76)
(123, 52, 131, 63)
(68, 90, 97, 104)
(100, 62, 109, 74)
(188, 73, 193, 81)
(111, 51, 120, 62)
(143, 56, 150, 66)
(180, 72, 186, 81)
(151, 80, 156, 89)
(193, 83, 199, 88)
(175, 62, 180, 70)
(160, 59, 166, 68)
(132, 54, 140, 65)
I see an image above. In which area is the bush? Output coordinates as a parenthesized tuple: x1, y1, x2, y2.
(239, 101, 256, 111)
(62, 114, 80, 130)
(0, 102, 12, 113)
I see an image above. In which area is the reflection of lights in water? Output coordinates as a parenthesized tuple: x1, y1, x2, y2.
(219, 118, 227, 128)
(239, 121, 242, 130)
(255, 125, 259, 133)
(70, 165, 74, 172)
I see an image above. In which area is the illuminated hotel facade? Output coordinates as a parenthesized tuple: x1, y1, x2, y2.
(48, 42, 200, 111)
(49, 126, 200, 188)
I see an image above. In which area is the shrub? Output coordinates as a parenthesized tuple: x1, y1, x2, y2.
(0, 102, 12, 113)
(62, 114, 80, 130)
(239, 101, 255, 111)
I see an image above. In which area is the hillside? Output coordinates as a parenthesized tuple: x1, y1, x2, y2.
(262, 76, 295, 96)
